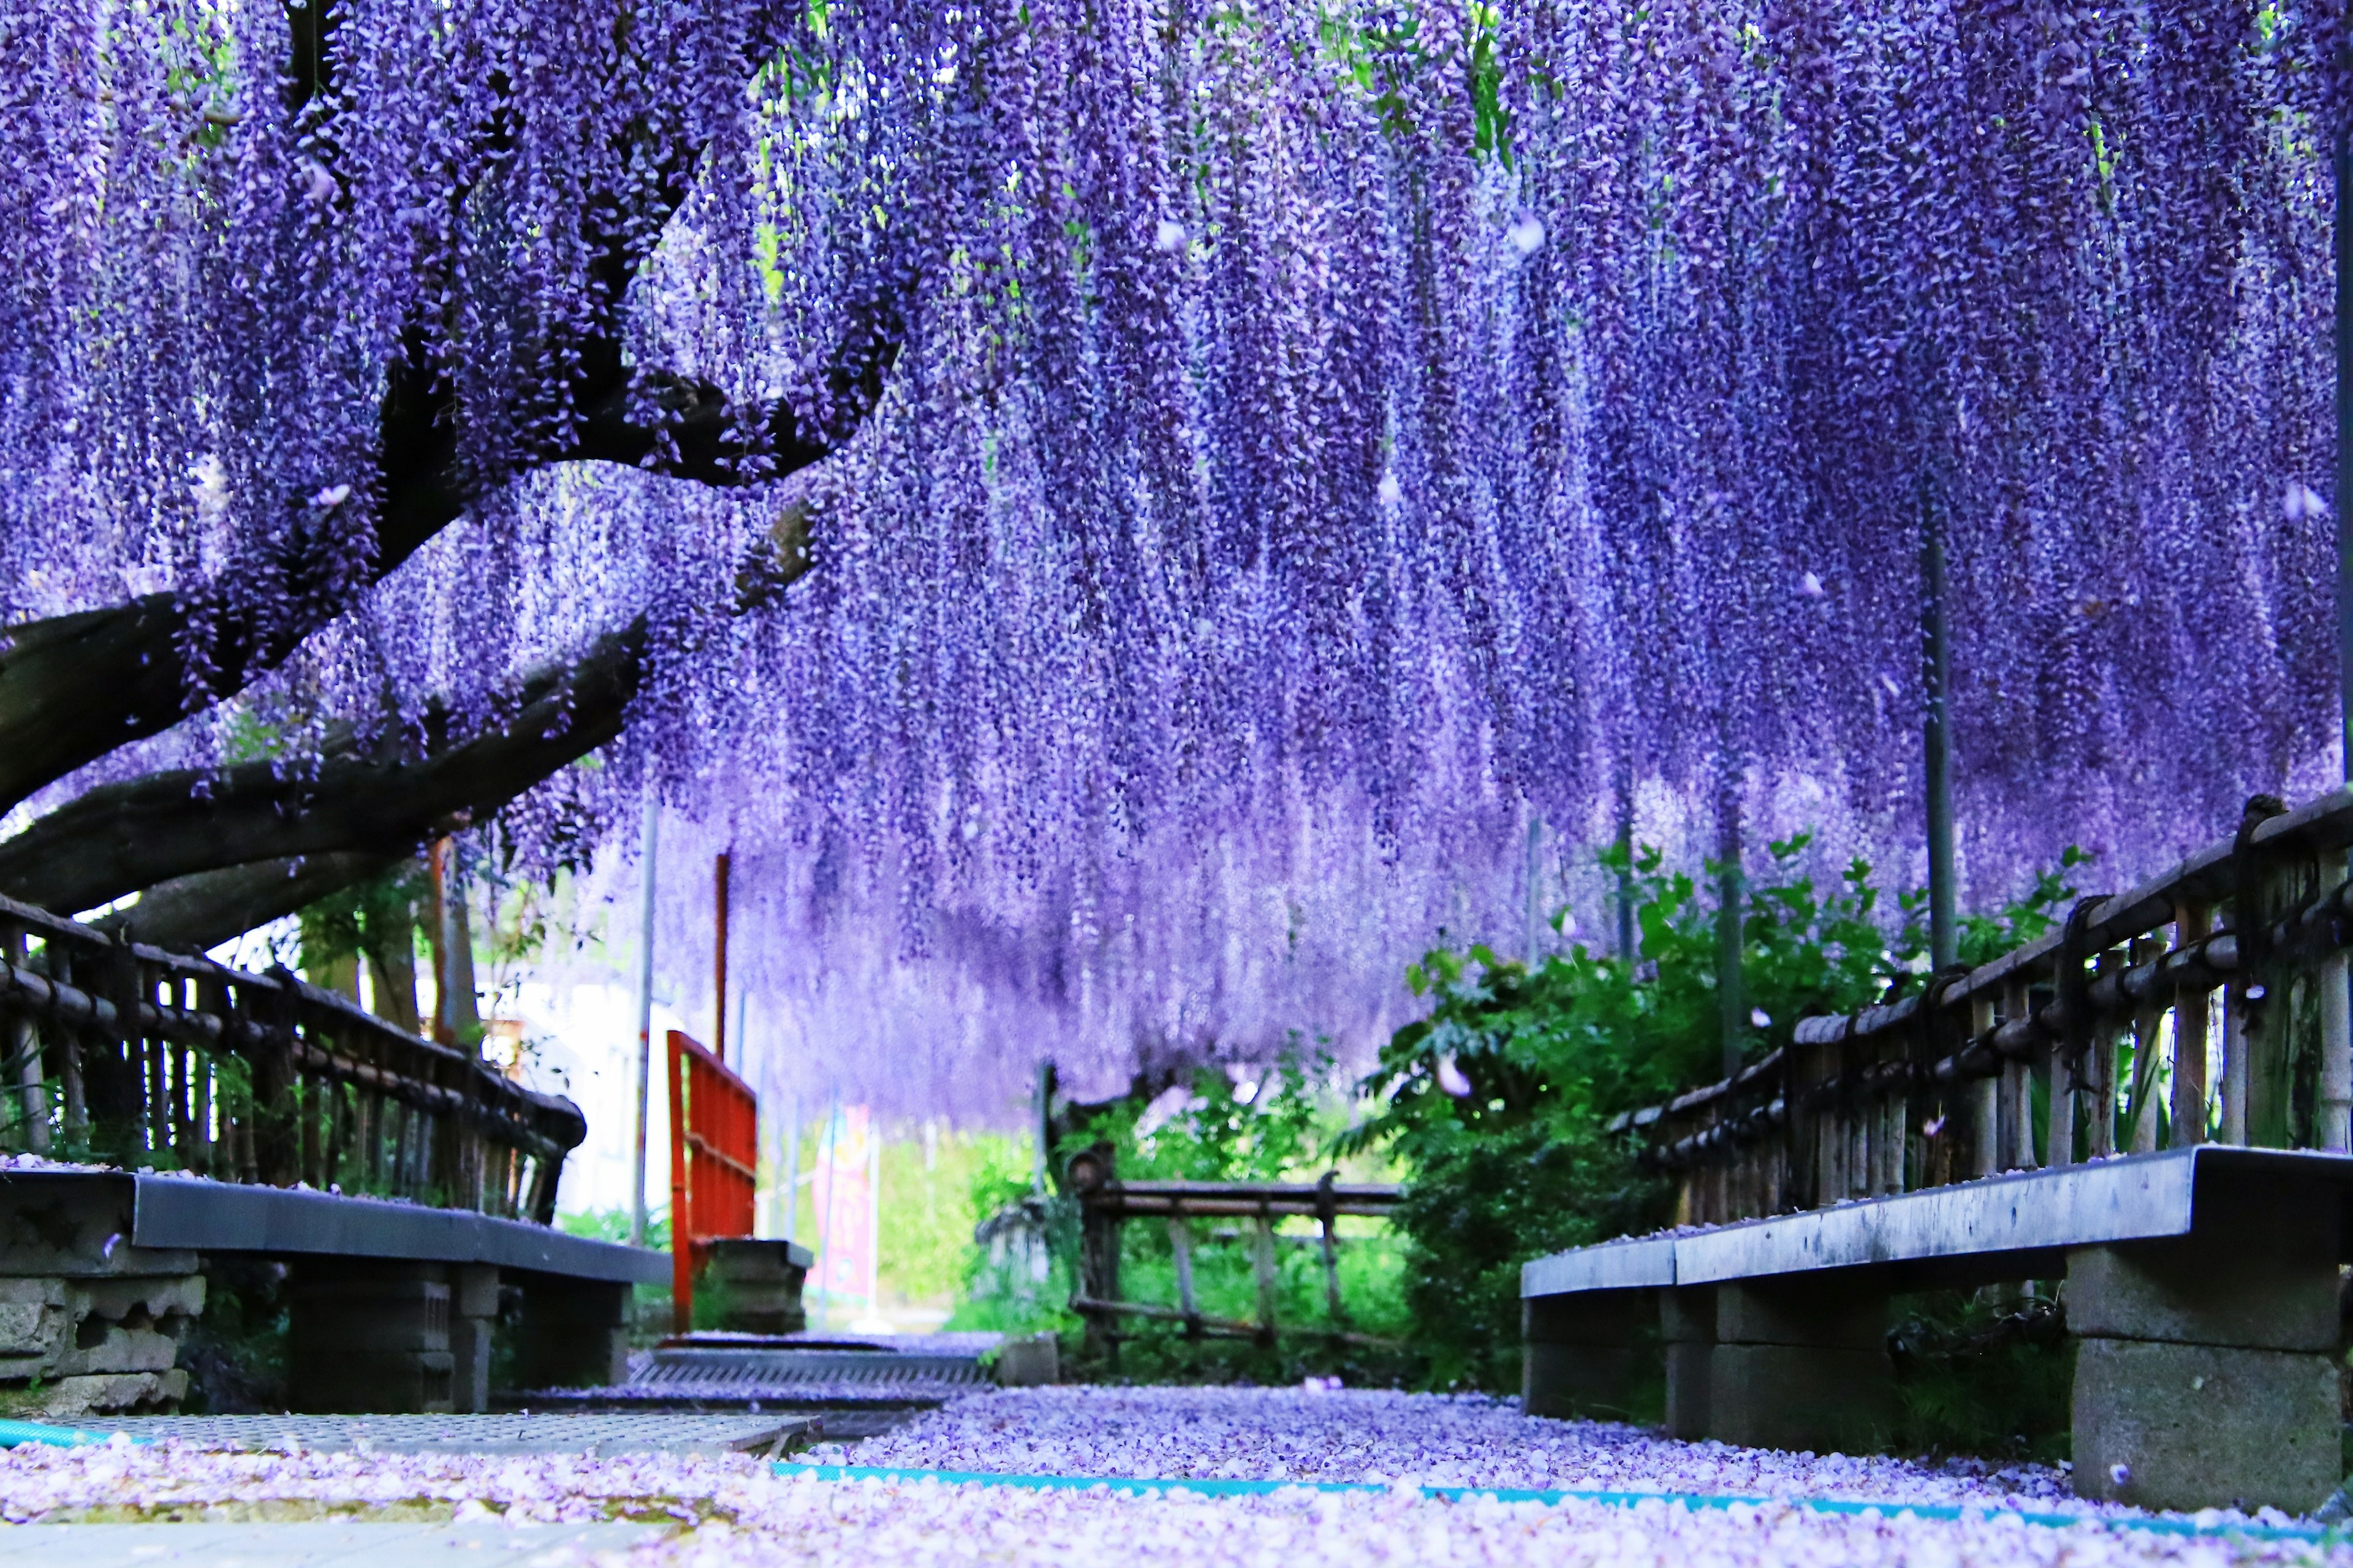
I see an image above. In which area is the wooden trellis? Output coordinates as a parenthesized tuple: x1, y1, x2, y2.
(1620, 789, 2353, 1226)
(1066, 1169, 1404, 1358)
(0, 890, 584, 1220)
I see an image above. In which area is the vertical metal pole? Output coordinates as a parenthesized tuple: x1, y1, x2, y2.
(629, 798, 659, 1249)
(2328, 126, 2353, 1150)
(866, 1121, 882, 1322)
(2336, 121, 2353, 779)
(713, 851, 731, 1063)
(814, 1092, 841, 1324)
(1615, 766, 1637, 963)
(778, 1092, 801, 1243)
(1034, 1060, 1053, 1193)
(1922, 477, 1958, 970)
(1716, 787, 1744, 1081)
(1523, 816, 1545, 966)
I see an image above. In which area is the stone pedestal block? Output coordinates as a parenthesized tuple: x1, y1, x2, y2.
(1709, 1344, 1896, 1454)
(1523, 1291, 1651, 1420)
(996, 1333, 1059, 1387)
(1660, 1287, 1715, 1440)
(2071, 1339, 2340, 1513)
(287, 1263, 456, 1413)
(2, 1249, 205, 1415)
(701, 1239, 811, 1336)
(514, 1278, 631, 1389)
(38, 1369, 188, 1418)
(2067, 1227, 2344, 1513)
(449, 1265, 500, 1414)
(1705, 1281, 1893, 1455)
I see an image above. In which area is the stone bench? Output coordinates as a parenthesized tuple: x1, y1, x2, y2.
(1, 1169, 664, 1416)
(1521, 1145, 2353, 1513)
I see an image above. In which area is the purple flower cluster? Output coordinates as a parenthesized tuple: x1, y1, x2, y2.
(3, 2, 2345, 1107)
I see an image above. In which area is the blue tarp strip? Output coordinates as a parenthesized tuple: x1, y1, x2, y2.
(0, 1418, 127, 1448)
(777, 1461, 2331, 1540)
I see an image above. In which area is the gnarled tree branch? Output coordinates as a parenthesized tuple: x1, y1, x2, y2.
(1, 483, 822, 924)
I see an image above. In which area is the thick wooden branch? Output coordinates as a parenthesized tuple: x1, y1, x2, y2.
(0, 0, 884, 818)
(0, 365, 834, 817)
(1, 487, 821, 927)
(91, 853, 401, 953)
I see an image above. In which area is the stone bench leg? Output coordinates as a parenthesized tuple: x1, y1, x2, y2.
(1707, 1279, 1894, 1454)
(287, 1262, 455, 1413)
(2069, 1196, 2342, 1513)
(1661, 1286, 1715, 1439)
(450, 1266, 500, 1414)
(0, 1178, 201, 1416)
(513, 1278, 631, 1390)
(1522, 1290, 1650, 1420)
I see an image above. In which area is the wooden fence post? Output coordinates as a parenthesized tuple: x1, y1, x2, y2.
(1169, 1206, 1199, 1335)
(1251, 1203, 1278, 1347)
(1316, 1173, 1346, 1325)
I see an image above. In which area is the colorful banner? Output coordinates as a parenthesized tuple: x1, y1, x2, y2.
(809, 1104, 875, 1313)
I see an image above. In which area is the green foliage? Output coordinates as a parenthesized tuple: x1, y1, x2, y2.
(1890, 1289, 2075, 1462)
(558, 1207, 669, 1249)
(1352, 836, 2086, 1394)
(297, 863, 425, 978)
(1957, 846, 2090, 968)
(1058, 1054, 1329, 1184)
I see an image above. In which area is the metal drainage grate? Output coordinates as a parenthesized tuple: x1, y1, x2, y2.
(69, 1412, 814, 1456)
(641, 1348, 990, 1391)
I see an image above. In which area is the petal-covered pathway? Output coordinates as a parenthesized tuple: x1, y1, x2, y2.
(0, 1388, 2338, 1568)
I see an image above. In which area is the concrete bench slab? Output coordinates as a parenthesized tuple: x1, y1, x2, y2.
(1519, 1147, 2353, 1513)
(1, 1170, 664, 1417)
(1524, 1146, 2353, 1301)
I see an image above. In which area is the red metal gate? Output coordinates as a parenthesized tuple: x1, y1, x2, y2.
(665, 1029, 757, 1330)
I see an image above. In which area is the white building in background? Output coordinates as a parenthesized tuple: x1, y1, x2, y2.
(502, 975, 692, 1222)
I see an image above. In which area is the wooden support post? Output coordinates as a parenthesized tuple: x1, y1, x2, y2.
(2001, 980, 2033, 1168)
(1316, 1173, 1346, 1325)
(2130, 1006, 2162, 1153)
(1970, 993, 1998, 1178)
(1169, 1210, 1198, 1335)
(2222, 982, 2251, 1146)
(3, 927, 44, 1153)
(2322, 947, 2352, 1152)
(1252, 1205, 1278, 1346)
(2047, 1038, 2077, 1168)
(2170, 902, 2210, 1147)
(2087, 954, 2119, 1160)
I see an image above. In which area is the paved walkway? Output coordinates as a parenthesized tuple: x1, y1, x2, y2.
(0, 1520, 668, 1565)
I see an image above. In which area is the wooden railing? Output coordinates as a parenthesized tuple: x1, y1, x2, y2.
(1616, 788, 2353, 1227)
(0, 890, 584, 1222)
(1066, 1167, 1403, 1357)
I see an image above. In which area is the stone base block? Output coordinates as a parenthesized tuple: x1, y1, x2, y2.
(55, 1320, 181, 1376)
(287, 1265, 455, 1412)
(1664, 1341, 1712, 1439)
(702, 1240, 809, 1336)
(2067, 1241, 2337, 1352)
(35, 1369, 188, 1419)
(450, 1314, 493, 1415)
(996, 1334, 1059, 1387)
(1716, 1282, 1885, 1350)
(0, 1278, 67, 1366)
(515, 1280, 631, 1389)
(290, 1349, 457, 1414)
(0, 1270, 203, 1403)
(1708, 1344, 1895, 1455)
(2072, 1339, 2340, 1513)
(1524, 1344, 1643, 1420)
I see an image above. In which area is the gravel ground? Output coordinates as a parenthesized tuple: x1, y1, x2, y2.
(2, 1386, 2341, 1568)
(839, 1386, 2083, 1509)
